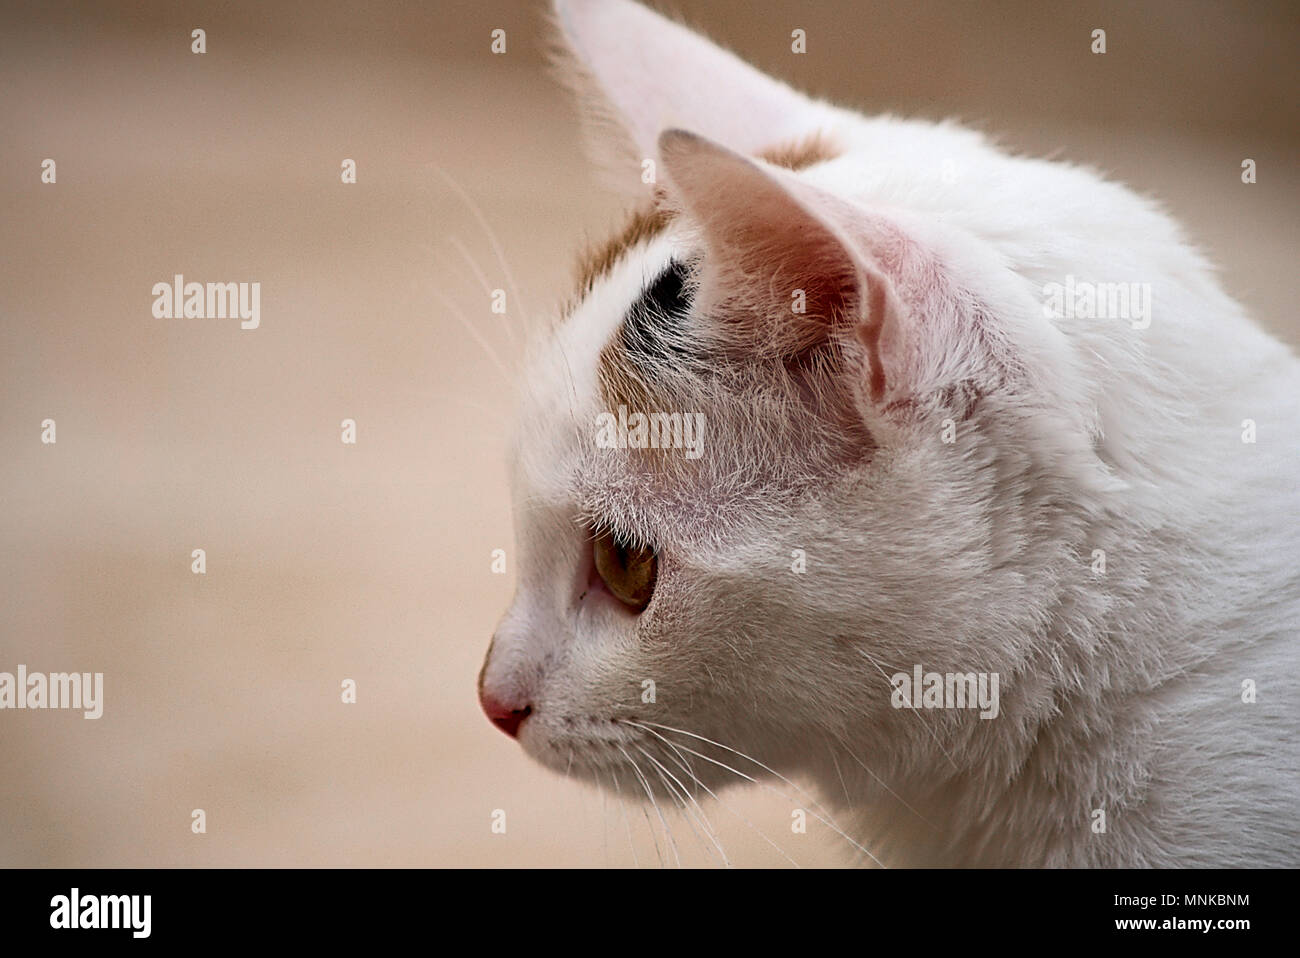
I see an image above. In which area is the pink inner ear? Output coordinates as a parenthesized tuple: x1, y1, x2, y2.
(858, 225, 940, 406)
(861, 230, 1008, 414)
(660, 131, 865, 357)
(856, 279, 893, 404)
(709, 193, 864, 354)
(661, 130, 989, 411)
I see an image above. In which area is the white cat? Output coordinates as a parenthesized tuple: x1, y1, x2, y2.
(478, 0, 1300, 867)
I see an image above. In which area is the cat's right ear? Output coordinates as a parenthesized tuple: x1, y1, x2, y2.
(551, 0, 834, 195)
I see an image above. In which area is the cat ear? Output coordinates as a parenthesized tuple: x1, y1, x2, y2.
(660, 129, 916, 407)
(552, 0, 834, 192)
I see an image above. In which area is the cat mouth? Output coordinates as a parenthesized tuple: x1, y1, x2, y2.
(524, 714, 741, 803)
(525, 715, 642, 778)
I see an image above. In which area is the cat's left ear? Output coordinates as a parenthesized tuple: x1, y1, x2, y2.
(552, 0, 835, 191)
(660, 129, 983, 412)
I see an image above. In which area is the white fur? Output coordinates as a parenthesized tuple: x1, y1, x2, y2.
(480, 0, 1300, 866)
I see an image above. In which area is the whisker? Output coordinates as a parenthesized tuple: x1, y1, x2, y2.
(616, 748, 664, 867)
(636, 743, 730, 867)
(829, 747, 852, 805)
(640, 749, 713, 865)
(428, 286, 515, 386)
(618, 744, 679, 868)
(830, 736, 940, 832)
(622, 719, 799, 867)
(642, 736, 835, 862)
(639, 741, 717, 839)
(852, 647, 961, 771)
(430, 164, 531, 330)
(446, 234, 520, 349)
(593, 763, 610, 866)
(636, 720, 885, 867)
(607, 764, 640, 868)
(640, 806, 664, 868)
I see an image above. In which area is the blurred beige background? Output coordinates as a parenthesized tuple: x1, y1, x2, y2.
(1, 0, 1296, 867)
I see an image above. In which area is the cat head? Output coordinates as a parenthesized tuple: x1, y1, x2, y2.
(479, 0, 1114, 803)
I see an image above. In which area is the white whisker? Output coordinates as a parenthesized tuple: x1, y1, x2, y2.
(636, 743, 730, 867)
(853, 647, 961, 771)
(430, 164, 531, 331)
(607, 765, 640, 868)
(446, 233, 520, 349)
(428, 286, 515, 386)
(621, 719, 799, 867)
(618, 743, 679, 868)
(636, 720, 885, 867)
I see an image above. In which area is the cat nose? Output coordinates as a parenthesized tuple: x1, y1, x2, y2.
(479, 687, 533, 739)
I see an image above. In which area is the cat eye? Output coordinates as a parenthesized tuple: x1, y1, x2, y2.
(592, 529, 658, 613)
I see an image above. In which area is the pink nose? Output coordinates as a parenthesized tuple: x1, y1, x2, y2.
(479, 690, 532, 739)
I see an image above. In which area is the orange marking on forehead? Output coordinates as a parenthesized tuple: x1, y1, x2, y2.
(583, 132, 841, 417)
(596, 333, 657, 414)
(757, 130, 841, 172)
(570, 132, 839, 308)
(573, 204, 674, 303)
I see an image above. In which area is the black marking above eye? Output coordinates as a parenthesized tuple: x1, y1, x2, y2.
(621, 259, 695, 366)
(639, 259, 692, 319)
